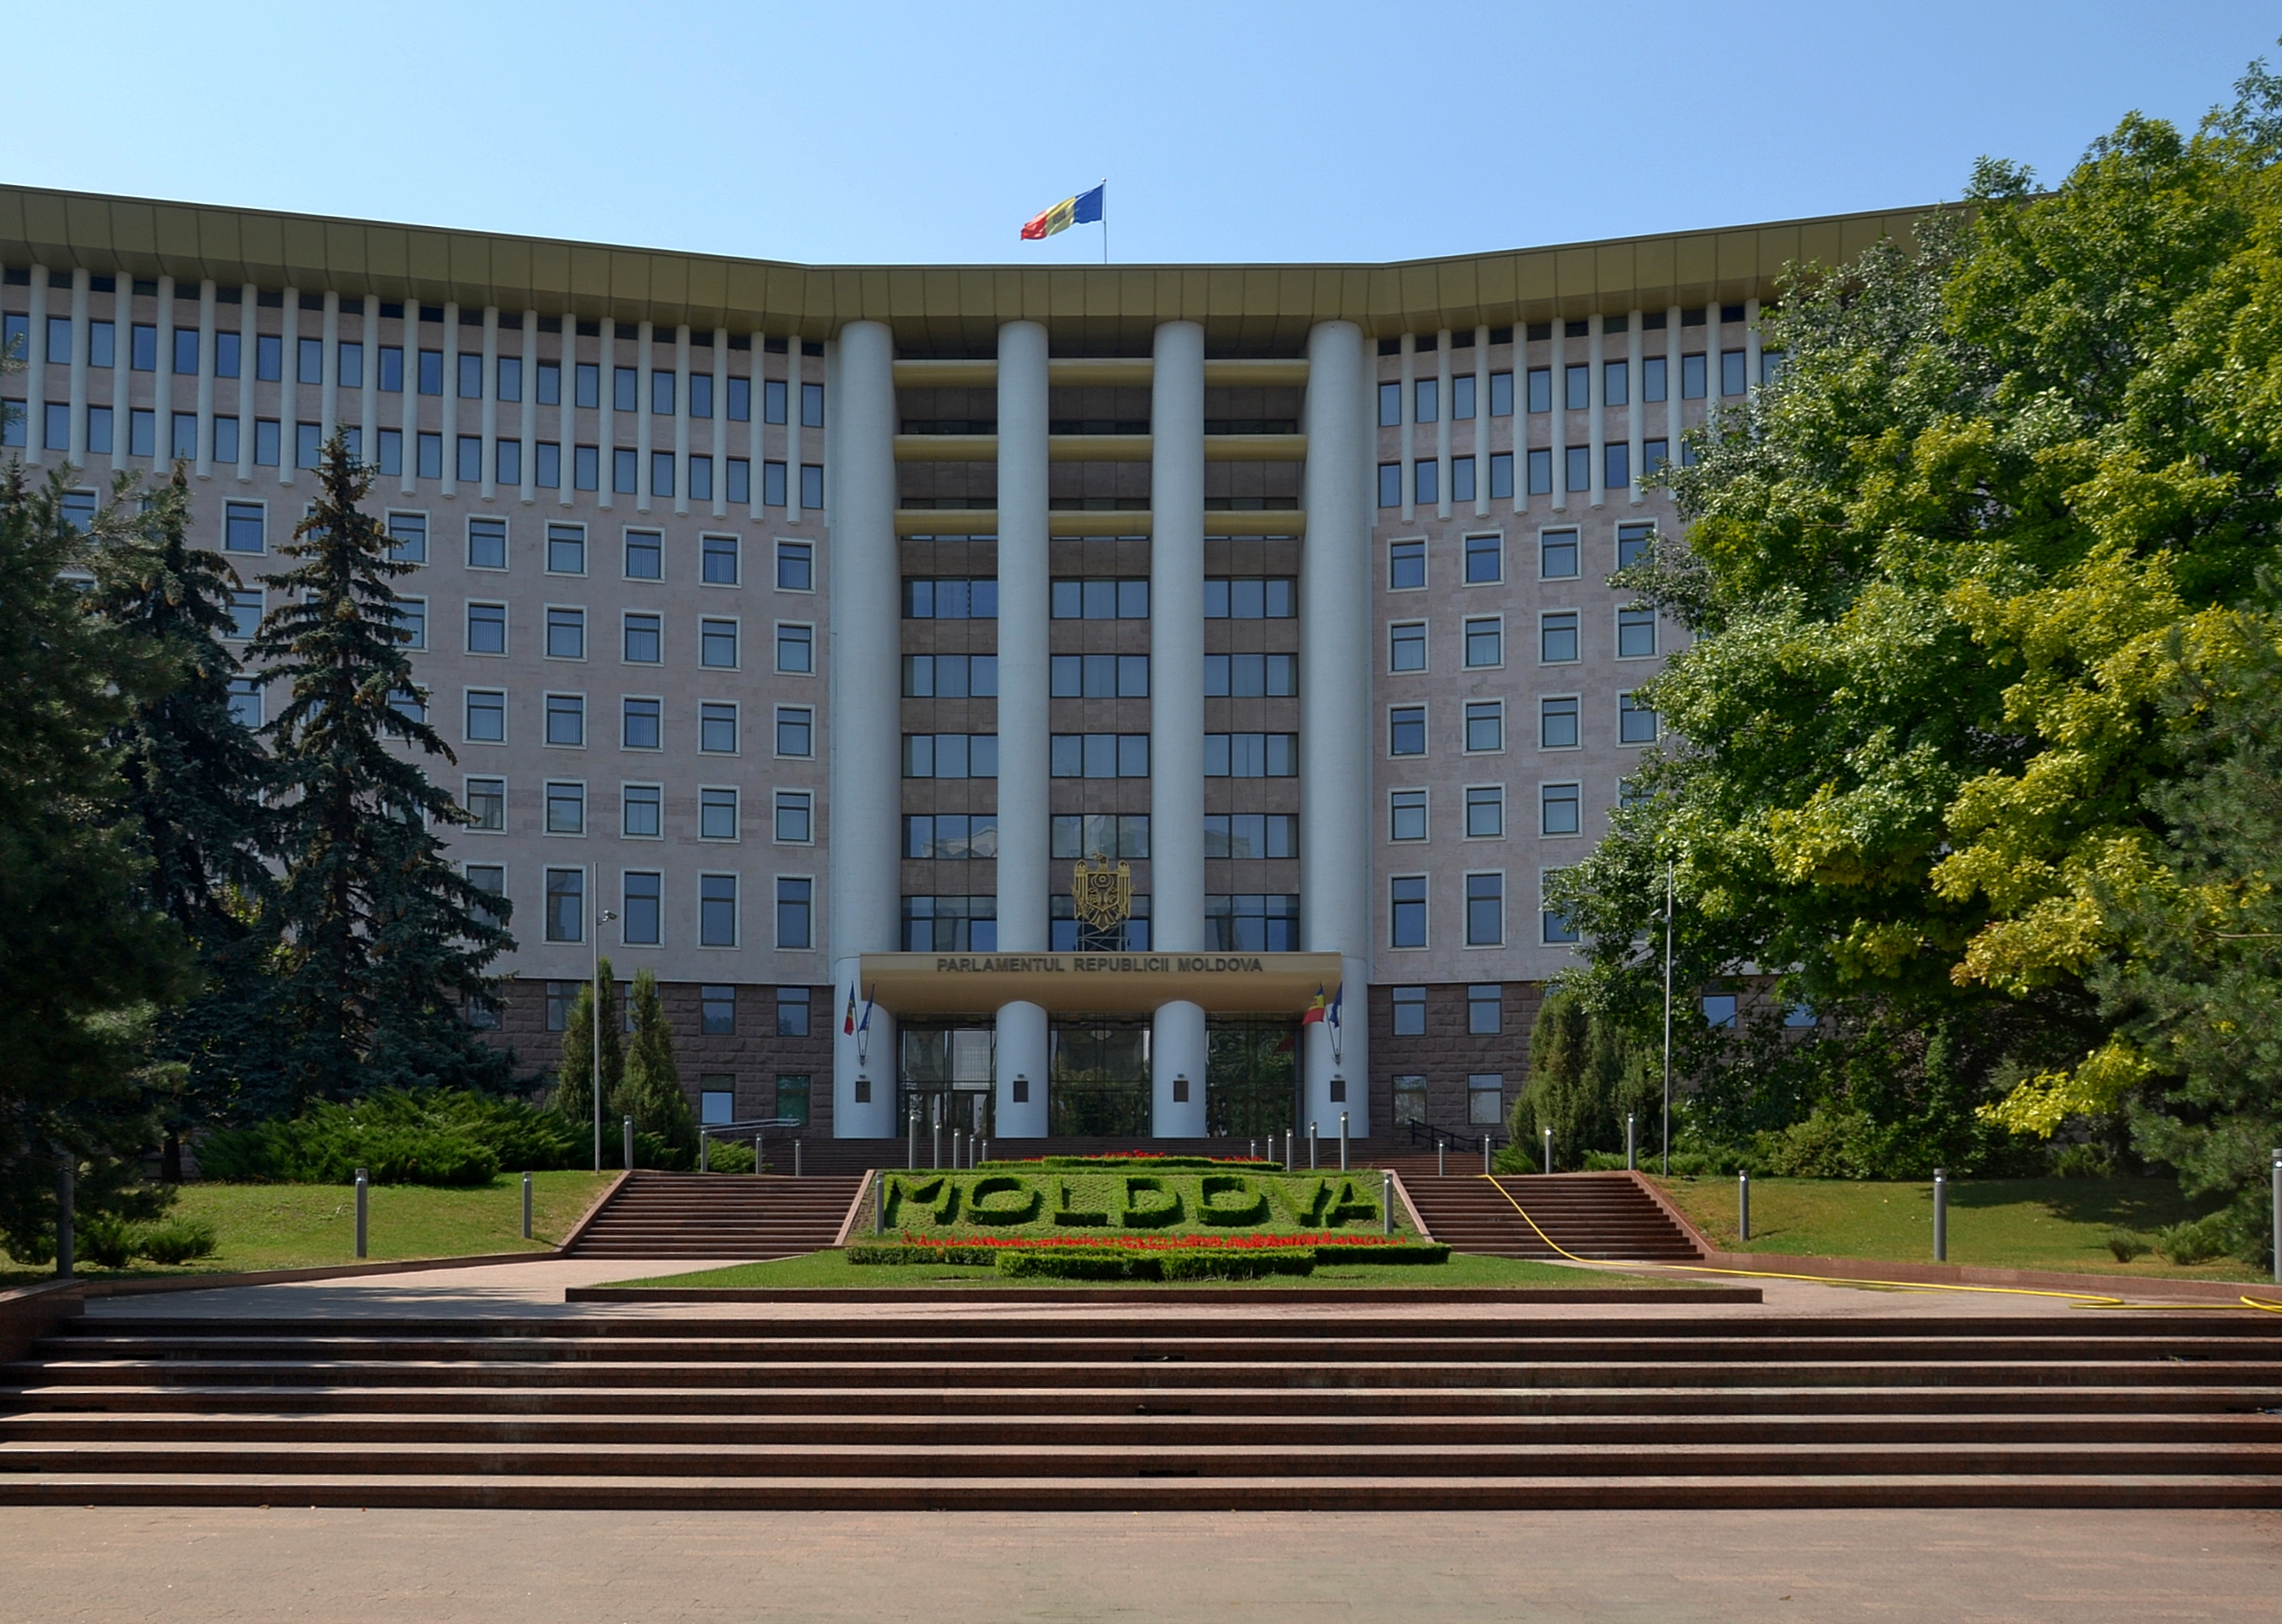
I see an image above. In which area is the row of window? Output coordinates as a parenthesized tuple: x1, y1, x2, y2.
(537, 981, 810, 1038)
(243, 688, 818, 756)
(10, 313, 824, 424)
(903, 812, 1298, 862)
(896, 732, 1303, 780)
(1376, 349, 1782, 430)
(1388, 525, 1654, 589)
(1387, 782, 1604, 842)
(299, 595, 814, 673)
(1388, 608, 1656, 671)
(899, 576, 1298, 622)
(1388, 696, 1656, 757)
(1377, 443, 1671, 507)
(901, 653, 1296, 701)
(470, 779, 815, 844)
(1390, 871, 1541, 949)
(531, 865, 808, 950)
(1391, 1072, 1510, 1127)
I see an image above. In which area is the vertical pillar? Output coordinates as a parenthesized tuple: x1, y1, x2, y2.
(1705, 303, 1723, 419)
(1666, 303, 1683, 479)
(672, 324, 692, 516)
(1472, 323, 1491, 519)
(1587, 312, 1605, 508)
(108, 275, 131, 479)
(785, 339, 803, 516)
(478, 305, 498, 502)
(24, 265, 47, 465)
(993, 321, 1052, 1137)
(363, 294, 382, 479)
(1300, 320, 1372, 1136)
(711, 326, 729, 518)
(1627, 309, 1644, 506)
(829, 319, 900, 1137)
(595, 315, 615, 511)
(636, 318, 655, 512)
(1150, 321, 1209, 1136)
(437, 299, 456, 497)
(194, 282, 218, 478)
(518, 309, 538, 504)
(1433, 329, 1451, 521)
(156, 276, 178, 474)
(64, 268, 89, 464)
(240, 284, 260, 486)
(1396, 331, 1415, 524)
(558, 312, 578, 508)
(320, 291, 340, 457)
(1745, 297, 1763, 396)
(1549, 317, 1567, 511)
(745, 330, 766, 521)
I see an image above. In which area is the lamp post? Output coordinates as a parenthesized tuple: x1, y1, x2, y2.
(1661, 858, 1674, 1178)
(590, 863, 617, 1173)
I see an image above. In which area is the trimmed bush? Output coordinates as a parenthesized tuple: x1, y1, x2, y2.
(848, 1242, 1002, 1266)
(998, 1248, 1153, 1280)
(134, 1217, 220, 1265)
(965, 1175, 1043, 1225)
(1118, 1175, 1183, 1228)
(197, 1089, 578, 1185)
(2106, 1232, 2150, 1262)
(1197, 1174, 1270, 1227)
(1157, 1247, 1313, 1280)
(1315, 1241, 1449, 1265)
(77, 1214, 139, 1270)
(2155, 1216, 2230, 1266)
(982, 1155, 1273, 1172)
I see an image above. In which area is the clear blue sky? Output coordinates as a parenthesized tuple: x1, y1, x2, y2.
(4, 2, 2275, 266)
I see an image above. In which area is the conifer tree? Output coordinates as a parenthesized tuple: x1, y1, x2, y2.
(554, 960, 623, 1154)
(90, 467, 275, 1166)
(247, 434, 512, 1112)
(621, 969, 697, 1165)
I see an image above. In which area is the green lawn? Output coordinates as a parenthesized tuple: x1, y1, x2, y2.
(0, 1170, 616, 1289)
(608, 1250, 1678, 1291)
(1654, 1174, 2271, 1284)
(876, 1168, 1420, 1241)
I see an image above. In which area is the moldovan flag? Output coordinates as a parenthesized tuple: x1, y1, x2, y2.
(842, 986, 859, 1036)
(1300, 985, 1328, 1025)
(1021, 182, 1105, 240)
(1326, 983, 1344, 1029)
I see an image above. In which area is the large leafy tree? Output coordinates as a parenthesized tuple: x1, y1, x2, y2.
(248, 435, 513, 1111)
(1553, 59, 2282, 1171)
(90, 467, 274, 1164)
(0, 464, 189, 1259)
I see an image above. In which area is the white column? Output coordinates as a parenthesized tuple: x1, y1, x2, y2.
(238, 284, 258, 485)
(1627, 309, 1645, 506)
(710, 326, 729, 519)
(109, 276, 132, 479)
(519, 309, 537, 504)
(745, 331, 765, 521)
(1150, 320, 1209, 1137)
(558, 314, 577, 508)
(438, 301, 458, 497)
(671, 324, 691, 516)
(1473, 323, 1490, 519)
(635, 319, 654, 512)
(319, 291, 340, 458)
(156, 276, 178, 474)
(361, 295, 381, 477)
(1667, 303, 1683, 472)
(785, 339, 803, 516)
(1745, 297, 1763, 397)
(1433, 330, 1451, 521)
(273, 287, 294, 486)
(1300, 320, 1372, 1136)
(1705, 303, 1723, 421)
(24, 266, 47, 465)
(1396, 331, 1415, 524)
(993, 320, 1052, 1137)
(478, 306, 498, 502)
(1549, 319, 1567, 511)
(65, 268, 89, 464)
(828, 319, 901, 1138)
(1587, 312, 1605, 509)
(194, 282, 218, 478)
(595, 316, 614, 510)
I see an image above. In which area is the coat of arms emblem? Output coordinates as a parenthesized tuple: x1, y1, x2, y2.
(1070, 855, 1134, 932)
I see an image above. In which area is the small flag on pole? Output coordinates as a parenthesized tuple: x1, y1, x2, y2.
(842, 985, 859, 1036)
(1326, 983, 1344, 1029)
(859, 985, 876, 1034)
(1021, 182, 1105, 241)
(1300, 985, 1328, 1026)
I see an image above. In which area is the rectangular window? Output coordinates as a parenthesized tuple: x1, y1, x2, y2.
(622, 872, 662, 946)
(700, 785, 739, 841)
(1565, 445, 1590, 495)
(776, 985, 811, 1036)
(775, 789, 813, 844)
(1525, 367, 1551, 414)
(1414, 460, 1437, 507)
(1052, 733, 1153, 779)
(495, 439, 521, 487)
(701, 985, 736, 1035)
(1540, 695, 1580, 749)
(224, 502, 265, 554)
(800, 464, 823, 508)
(760, 460, 787, 507)
(1617, 522, 1654, 570)
(700, 618, 738, 669)
(414, 431, 442, 479)
(373, 427, 398, 475)
(1377, 462, 1400, 508)
(1388, 538, 1425, 590)
(775, 622, 813, 674)
(544, 780, 586, 836)
(1703, 993, 1739, 1029)
(1414, 377, 1437, 423)
(87, 320, 115, 369)
(622, 697, 661, 751)
(1468, 983, 1502, 1035)
(775, 539, 812, 592)
(254, 419, 282, 467)
(544, 868, 584, 943)
(1484, 451, 1511, 501)
(1464, 618, 1502, 669)
(727, 376, 751, 421)
(1539, 529, 1579, 578)
(544, 692, 584, 747)
(725, 458, 749, 503)
(536, 361, 559, 405)
(1391, 876, 1427, 948)
(1391, 985, 1428, 1037)
(1604, 359, 1628, 409)
(1541, 872, 1580, 944)
(1465, 872, 1505, 946)
(774, 876, 811, 948)
(622, 783, 662, 839)
(127, 322, 156, 372)
(1564, 363, 1589, 411)
(1527, 448, 1552, 495)
(1464, 700, 1503, 752)
(465, 689, 507, 743)
(1618, 606, 1658, 659)
(85, 405, 113, 456)
(1643, 437, 1669, 474)
(463, 776, 504, 832)
(623, 529, 663, 580)
(228, 678, 262, 729)
(699, 873, 740, 948)
(687, 456, 713, 502)
(455, 352, 481, 399)
(1377, 381, 1400, 428)
(622, 611, 661, 664)
(451, 434, 479, 483)
(1468, 1075, 1505, 1127)
(545, 606, 586, 660)
(1452, 373, 1475, 420)
(650, 369, 674, 416)
(1486, 369, 1513, 417)
(377, 345, 402, 391)
(1604, 442, 1630, 491)
(1465, 784, 1504, 838)
(1451, 456, 1476, 503)
(1541, 781, 1581, 835)
(1643, 354, 1668, 402)
(699, 1086, 734, 1126)
(575, 363, 599, 409)
(1618, 692, 1659, 744)
(1199, 733, 1294, 777)
(1721, 349, 1747, 396)
(763, 378, 789, 424)
(802, 382, 825, 428)
(1388, 621, 1427, 673)
(613, 366, 637, 413)
(393, 598, 427, 651)
(226, 589, 263, 641)
(613, 448, 637, 494)
(1541, 610, 1579, 663)
(1388, 706, 1426, 757)
(416, 349, 442, 395)
(650, 451, 675, 498)
(700, 702, 738, 753)
(1390, 788, 1427, 842)
(1682, 353, 1706, 400)
(775, 705, 812, 757)
(547, 524, 586, 576)
(573, 446, 599, 490)
(1202, 577, 1294, 618)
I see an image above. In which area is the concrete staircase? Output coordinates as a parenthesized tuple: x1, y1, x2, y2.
(564, 1173, 863, 1260)
(1386, 1166, 1705, 1262)
(3, 1308, 2279, 1508)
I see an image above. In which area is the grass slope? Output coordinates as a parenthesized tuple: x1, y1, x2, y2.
(611, 1250, 1677, 1290)
(0, 1170, 616, 1288)
(1654, 1174, 2271, 1284)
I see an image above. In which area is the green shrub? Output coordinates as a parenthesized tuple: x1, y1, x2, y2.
(137, 1217, 219, 1264)
(1317, 1241, 1450, 1265)
(196, 1089, 578, 1185)
(1118, 1176, 1183, 1228)
(1157, 1247, 1313, 1280)
(997, 1247, 1153, 1279)
(1197, 1175, 1270, 1226)
(76, 1214, 138, 1270)
(965, 1175, 1043, 1225)
(2105, 1232, 2150, 1263)
(847, 1243, 1002, 1266)
(2154, 1215, 2231, 1266)
(702, 1140, 757, 1174)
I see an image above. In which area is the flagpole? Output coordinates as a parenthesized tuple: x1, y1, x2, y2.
(1101, 178, 1109, 265)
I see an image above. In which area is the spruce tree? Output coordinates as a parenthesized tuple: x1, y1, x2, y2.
(621, 969, 697, 1165)
(248, 434, 513, 1112)
(553, 960, 623, 1159)
(90, 467, 275, 1168)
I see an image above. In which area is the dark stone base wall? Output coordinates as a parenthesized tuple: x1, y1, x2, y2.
(484, 981, 835, 1137)
(1368, 980, 1546, 1144)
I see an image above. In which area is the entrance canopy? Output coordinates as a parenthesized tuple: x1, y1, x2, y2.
(857, 951, 1344, 1018)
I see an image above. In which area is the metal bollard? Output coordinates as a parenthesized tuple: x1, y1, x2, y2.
(521, 1172, 533, 1239)
(1339, 1112, 1349, 1173)
(1382, 1170, 1394, 1237)
(1249, 1140, 1257, 1163)
(794, 1139, 802, 1179)
(1627, 1114, 1636, 1172)
(1437, 1140, 1446, 1179)
(354, 1167, 368, 1259)
(980, 1138, 990, 1167)
(1543, 1127, 1553, 1176)
(1484, 1132, 1492, 1176)
(623, 1115, 634, 1173)
(874, 1172, 886, 1233)
(2271, 1149, 2280, 1286)
(1309, 1122, 1318, 1170)
(951, 1129, 962, 1173)
(907, 1108, 918, 1170)
(933, 1118, 942, 1170)
(1738, 1170, 1750, 1243)
(700, 1132, 710, 1173)
(55, 1152, 74, 1280)
(1933, 1167, 1948, 1262)
(754, 1134, 763, 1176)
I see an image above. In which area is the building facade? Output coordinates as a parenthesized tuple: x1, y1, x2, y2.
(0, 186, 1919, 1143)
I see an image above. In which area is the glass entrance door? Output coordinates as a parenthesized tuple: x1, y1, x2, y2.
(1206, 1017, 1301, 1138)
(1048, 1020, 1151, 1136)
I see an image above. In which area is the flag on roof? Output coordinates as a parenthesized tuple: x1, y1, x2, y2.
(1021, 182, 1105, 241)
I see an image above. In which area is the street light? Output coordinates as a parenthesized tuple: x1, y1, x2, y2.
(590, 862, 617, 1173)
